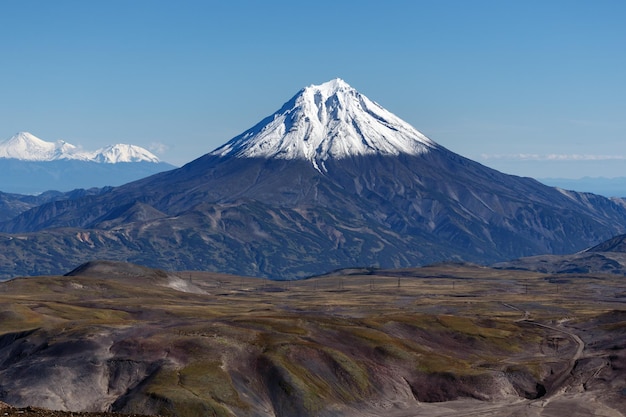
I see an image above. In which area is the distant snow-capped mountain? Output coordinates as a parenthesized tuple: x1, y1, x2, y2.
(0, 132, 174, 194)
(0, 132, 160, 163)
(0, 132, 72, 161)
(90, 144, 161, 163)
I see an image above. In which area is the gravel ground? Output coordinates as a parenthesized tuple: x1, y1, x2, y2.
(0, 403, 156, 417)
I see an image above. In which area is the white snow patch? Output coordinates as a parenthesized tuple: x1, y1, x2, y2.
(163, 276, 208, 294)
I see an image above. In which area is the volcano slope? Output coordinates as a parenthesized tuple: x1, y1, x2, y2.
(0, 261, 624, 417)
(4, 79, 626, 280)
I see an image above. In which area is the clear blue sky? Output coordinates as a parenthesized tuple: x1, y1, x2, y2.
(1, 0, 625, 178)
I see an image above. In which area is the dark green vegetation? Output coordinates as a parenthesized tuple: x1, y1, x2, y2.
(0, 262, 624, 416)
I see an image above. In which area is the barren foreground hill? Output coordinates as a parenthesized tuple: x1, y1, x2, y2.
(0, 261, 624, 416)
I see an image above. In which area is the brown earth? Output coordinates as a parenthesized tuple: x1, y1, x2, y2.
(0, 261, 624, 416)
(0, 401, 155, 417)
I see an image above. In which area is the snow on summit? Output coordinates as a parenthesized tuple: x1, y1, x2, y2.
(0, 132, 160, 163)
(91, 144, 160, 163)
(0, 132, 60, 161)
(211, 78, 437, 170)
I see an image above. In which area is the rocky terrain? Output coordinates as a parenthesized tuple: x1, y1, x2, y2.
(0, 261, 624, 416)
(0, 401, 154, 417)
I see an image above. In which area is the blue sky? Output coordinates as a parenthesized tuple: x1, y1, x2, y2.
(1, 0, 625, 178)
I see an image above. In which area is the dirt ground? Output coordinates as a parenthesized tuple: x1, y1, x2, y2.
(0, 402, 155, 417)
(0, 263, 624, 416)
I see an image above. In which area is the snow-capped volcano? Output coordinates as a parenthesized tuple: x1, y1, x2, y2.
(4, 78, 626, 280)
(211, 78, 437, 171)
(0, 132, 73, 161)
(90, 144, 160, 163)
(0, 132, 174, 194)
(0, 132, 160, 163)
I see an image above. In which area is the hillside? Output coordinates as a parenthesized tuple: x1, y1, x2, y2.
(0, 262, 623, 416)
(493, 233, 626, 275)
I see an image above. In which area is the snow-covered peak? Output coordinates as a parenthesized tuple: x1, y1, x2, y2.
(91, 144, 160, 163)
(53, 140, 81, 159)
(210, 78, 437, 171)
(0, 132, 57, 161)
(0, 132, 161, 163)
(313, 77, 351, 97)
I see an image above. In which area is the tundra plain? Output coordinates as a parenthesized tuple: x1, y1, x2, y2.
(0, 261, 624, 416)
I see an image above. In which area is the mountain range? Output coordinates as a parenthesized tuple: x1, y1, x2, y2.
(1, 79, 626, 279)
(0, 132, 175, 194)
(0, 132, 161, 162)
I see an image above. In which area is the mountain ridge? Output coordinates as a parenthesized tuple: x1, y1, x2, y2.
(0, 132, 161, 163)
(1, 79, 626, 279)
(539, 176, 626, 198)
(492, 232, 626, 275)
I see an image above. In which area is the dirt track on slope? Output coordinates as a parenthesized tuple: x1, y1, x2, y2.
(503, 303, 586, 397)
(523, 320, 585, 397)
